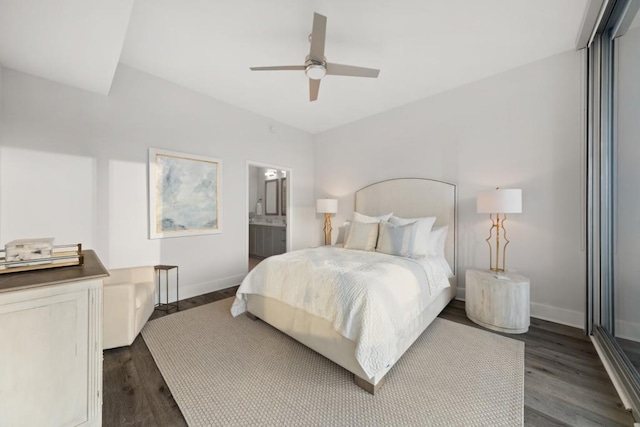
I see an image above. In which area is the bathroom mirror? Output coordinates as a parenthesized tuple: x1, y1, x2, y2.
(265, 179, 279, 215)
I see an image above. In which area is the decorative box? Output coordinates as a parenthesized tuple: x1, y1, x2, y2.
(5, 238, 54, 262)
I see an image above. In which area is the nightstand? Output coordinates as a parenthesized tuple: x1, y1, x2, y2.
(465, 269, 530, 334)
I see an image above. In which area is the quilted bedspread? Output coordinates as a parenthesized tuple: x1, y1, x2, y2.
(231, 246, 450, 378)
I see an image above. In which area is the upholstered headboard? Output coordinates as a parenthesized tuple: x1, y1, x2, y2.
(354, 178, 457, 276)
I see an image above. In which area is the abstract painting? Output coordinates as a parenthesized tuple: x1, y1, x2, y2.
(149, 148, 222, 238)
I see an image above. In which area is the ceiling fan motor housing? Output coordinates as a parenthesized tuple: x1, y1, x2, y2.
(305, 56, 326, 80)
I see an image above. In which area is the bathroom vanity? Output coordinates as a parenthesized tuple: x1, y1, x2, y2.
(249, 223, 286, 258)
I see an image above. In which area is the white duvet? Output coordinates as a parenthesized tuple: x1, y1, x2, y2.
(231, 246, 450, 378)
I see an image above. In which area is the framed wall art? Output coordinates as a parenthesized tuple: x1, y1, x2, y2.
(148, 148, 222, 238)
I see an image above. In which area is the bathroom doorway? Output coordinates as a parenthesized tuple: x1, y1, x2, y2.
(246, 161, 291, 272)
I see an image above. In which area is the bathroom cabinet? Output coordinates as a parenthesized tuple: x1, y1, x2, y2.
(249, 224, 286, 258)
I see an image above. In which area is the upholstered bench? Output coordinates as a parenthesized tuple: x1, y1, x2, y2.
(103, 266, 155, 350)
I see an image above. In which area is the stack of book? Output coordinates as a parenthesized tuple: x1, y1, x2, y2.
(0, 239, 83, 273)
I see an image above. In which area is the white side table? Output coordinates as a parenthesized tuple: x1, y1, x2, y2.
(465, 269, 530, 334)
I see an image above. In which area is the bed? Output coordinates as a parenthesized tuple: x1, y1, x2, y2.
(232, 178, 457, 394)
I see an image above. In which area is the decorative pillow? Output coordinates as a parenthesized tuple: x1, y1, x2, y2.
(388, 215, 436, 257)
(376, 221, 419, 257)
(428, 225, 449, 258)
(344, 221, 379, 251)
(353, 211, 393, 224)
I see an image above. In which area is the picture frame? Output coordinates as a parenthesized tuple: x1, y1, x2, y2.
(264, 179, 279, 215)
(148, 148, 222, 238)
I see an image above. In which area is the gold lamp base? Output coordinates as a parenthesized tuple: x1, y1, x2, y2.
(485, 213, 510, 272)
(323, 213, 333, 245)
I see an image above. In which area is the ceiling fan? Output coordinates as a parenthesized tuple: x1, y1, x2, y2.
(250, 12, 380, 102)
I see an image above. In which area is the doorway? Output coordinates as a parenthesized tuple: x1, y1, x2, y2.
(246, 161, 291, 272)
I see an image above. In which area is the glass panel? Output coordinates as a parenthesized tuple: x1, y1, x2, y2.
(614, 8, 640, 374)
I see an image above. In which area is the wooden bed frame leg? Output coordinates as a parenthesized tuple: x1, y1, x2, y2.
(246, 312, 258, 321)
(354, 375, 385, 395)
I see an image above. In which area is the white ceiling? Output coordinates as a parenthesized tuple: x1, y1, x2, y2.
(0, 0, 589, 133)
(0, 0, 134, 94)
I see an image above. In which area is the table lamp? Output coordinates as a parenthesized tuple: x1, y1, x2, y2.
(316, 198, 338, 245)
(477, 188, 522, 272)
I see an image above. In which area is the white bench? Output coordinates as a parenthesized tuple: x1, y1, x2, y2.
(103, 266, 155, 349)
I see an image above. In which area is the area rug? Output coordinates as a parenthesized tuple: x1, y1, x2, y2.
(142, 298, 524, 426)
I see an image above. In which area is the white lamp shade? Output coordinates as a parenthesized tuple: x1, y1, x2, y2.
(316, 198, 338, 214)
(477, 189, 522, 214)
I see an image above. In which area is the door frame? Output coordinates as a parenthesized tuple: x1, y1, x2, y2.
(246, 161, 292, 268)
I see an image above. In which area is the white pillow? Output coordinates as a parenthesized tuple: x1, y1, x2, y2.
(344, 221, 379, 251)
(428, 225, 449, 258)
(432, 256, 454, 279)
(388, 215, 436, 257)
(342, 221, 351, 243)
(376, 221, 419, 257)
(353, 211, 393, 224)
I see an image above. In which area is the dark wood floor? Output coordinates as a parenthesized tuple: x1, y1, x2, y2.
(248, 255, 264, 272)
(103, 288, 636, 426)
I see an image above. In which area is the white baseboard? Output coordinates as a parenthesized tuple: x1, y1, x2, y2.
(530, 302, 584, 329)
(177, 273, 245, 302)
(455, 287, 584, 329)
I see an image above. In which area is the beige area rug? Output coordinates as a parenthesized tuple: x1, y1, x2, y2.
(142, 298, 524, 426)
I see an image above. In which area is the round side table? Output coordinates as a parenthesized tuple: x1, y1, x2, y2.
(465, 269, 530, 334)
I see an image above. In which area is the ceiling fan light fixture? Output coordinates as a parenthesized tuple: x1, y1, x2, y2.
(305, 64, 326, 80)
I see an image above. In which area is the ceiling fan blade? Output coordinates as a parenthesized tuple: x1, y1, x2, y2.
(326, 63, 380, 78)
(309, 78, 320, 102)
(250, 65, 306, 71)
(309, 12, 327, 61)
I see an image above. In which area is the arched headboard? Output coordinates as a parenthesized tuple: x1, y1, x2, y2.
(354, 178, 457, 276)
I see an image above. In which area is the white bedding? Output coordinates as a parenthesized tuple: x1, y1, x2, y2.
(231, 247, 450, 378)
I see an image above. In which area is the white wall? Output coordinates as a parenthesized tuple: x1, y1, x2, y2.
(0, 64, 3, 222)
(0, 65, 3, 223)
(0, 65, 315, 300)
(248, 165, 258, 215)
(0, 148, 96, 247)
(314, 50, 585, 327)
(615, 25, 640, 342)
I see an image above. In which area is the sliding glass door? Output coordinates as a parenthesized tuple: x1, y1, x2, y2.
(587, 0, 640, 420)
(614, 8, 640, 377)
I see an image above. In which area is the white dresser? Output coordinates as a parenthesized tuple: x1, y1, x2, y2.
(0, 251, 107, 426)
(465, 269, 530, 334)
